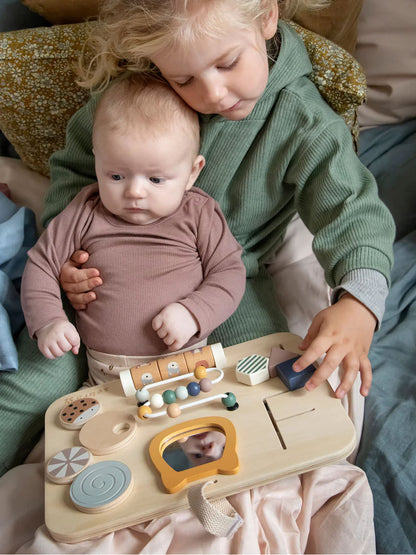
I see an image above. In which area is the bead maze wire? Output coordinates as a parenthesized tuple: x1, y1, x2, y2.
(135, 367, 238, 419)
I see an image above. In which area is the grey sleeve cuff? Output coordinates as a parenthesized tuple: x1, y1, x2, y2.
(331, 269, 389, 329)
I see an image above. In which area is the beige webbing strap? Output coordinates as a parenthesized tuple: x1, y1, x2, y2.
(187, 480, 244, 537)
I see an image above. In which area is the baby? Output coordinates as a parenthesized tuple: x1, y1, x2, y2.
(180, 431, 226, 467)
(21, 73, 246, 384)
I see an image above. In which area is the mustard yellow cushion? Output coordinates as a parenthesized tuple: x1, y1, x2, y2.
(0, 23, 91, 176)
(20, 0, 99, 25)
(0, 21, 365, 178)
(19, 0, 363, 53)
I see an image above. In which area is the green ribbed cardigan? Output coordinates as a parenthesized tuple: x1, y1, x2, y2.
(46, 22, 395, 347)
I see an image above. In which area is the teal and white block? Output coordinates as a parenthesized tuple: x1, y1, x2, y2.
(236, 354, 270, 385)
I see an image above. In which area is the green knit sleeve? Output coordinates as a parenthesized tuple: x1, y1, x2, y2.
(291, 119, 395, 288)
(42, 94, 100, 227)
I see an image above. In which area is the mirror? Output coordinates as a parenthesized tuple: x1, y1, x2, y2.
(163, 429, 226, 471)
(149, 416, 239, 493)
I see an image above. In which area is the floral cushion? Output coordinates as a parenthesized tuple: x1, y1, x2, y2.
(289, 22, 366, 148)
(0, 21, 366, 177)
(0, 23, 91, 176)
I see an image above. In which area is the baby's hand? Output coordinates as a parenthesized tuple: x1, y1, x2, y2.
(293, 293, 377, 399)
(36, 320, 80, 359)
(152, 303, 199, 351)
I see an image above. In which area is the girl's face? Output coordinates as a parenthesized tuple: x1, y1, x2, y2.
(151, 10, 278, 120)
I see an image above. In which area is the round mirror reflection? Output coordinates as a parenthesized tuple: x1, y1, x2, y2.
(162, 430, 226, 472)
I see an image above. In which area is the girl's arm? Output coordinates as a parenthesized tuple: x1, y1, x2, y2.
(44, 94, 99, 227)
(60, 251, 102, 311)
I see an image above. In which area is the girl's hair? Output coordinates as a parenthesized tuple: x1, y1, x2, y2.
(78, 0, 331, 91)
(93, 72, 201, 151)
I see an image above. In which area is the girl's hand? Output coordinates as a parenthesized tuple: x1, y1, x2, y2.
(152, 303, 199, 352)
(59, 250, 102, 310)
(293, 293, 377, 399)
(36, 320, 80, 359)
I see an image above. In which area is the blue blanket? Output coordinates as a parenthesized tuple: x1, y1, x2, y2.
(356, 231, 416, 554)
(0, 192, 37, 372)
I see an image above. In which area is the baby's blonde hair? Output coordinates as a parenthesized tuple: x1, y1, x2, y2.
(79, 0, 331, 91)
(93, 72, 201, 154)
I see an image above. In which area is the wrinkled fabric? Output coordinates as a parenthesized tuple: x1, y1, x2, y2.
(356, 231, 416, 554)
(0, 436, 375, 554)
(0, 190, 37, 371)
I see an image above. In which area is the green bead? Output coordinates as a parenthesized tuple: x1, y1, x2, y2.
(162, 389, 176, 405)
(222, 392, 236, 408)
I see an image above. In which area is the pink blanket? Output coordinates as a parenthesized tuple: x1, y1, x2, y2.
(0, 437, 375, 554)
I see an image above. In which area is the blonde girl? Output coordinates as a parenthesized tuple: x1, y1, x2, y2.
(1, 0, 395, 484)
(49, 0, 395, 400)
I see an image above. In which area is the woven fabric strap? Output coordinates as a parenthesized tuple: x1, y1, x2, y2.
(187, 480, 244, 537)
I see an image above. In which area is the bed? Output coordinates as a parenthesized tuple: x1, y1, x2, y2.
(356, 230, 416, 554)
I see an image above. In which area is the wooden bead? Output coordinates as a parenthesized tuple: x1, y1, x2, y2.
(221, 392, 237, 408)
(137, 405, 152, 420)
(175, 385, 188, 400)
(135, 389, 149, 404)
(162, 389, 176, 404)
(187, 381, 200, 396)
(194, 365, 207, 380)
(150, 393, 164, 409)
(167, 403, 181, 418)
(199, 378, 212, 392)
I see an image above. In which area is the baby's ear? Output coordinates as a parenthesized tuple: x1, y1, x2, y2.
(186, 154, 206, 190)
(262, 4, 279, 39)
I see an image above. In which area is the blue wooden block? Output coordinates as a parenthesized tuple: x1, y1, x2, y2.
(275, 356, 316, 391)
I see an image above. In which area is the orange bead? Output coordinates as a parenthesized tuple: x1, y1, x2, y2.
(167, 403, 181, 418)
(137, 405, 152, 420)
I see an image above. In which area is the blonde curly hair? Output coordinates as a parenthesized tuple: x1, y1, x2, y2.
(78, 0, 331, 91)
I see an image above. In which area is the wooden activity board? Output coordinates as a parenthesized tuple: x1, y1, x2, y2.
(44, 332, 356, 543)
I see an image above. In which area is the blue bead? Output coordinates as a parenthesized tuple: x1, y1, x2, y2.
(187, 381, 200, 396)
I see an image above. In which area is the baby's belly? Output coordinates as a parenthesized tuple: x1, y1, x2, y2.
(76, 253, 204, 356)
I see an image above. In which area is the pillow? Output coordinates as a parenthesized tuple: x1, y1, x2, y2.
(20, 0, 99, 25)
(0, 23, 91, 176)
(355, 0, 416, 128)
(0, 21, 365, 178)
(289, 22, 366, 148)
(293, 0, 364, 55)
(19, 0, 363, 52)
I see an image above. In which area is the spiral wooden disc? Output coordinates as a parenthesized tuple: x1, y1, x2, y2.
(70, 460, 133, 513)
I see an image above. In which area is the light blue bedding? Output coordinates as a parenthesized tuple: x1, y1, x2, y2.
(356, 230, 416, 554)
(0, 192, 37, 372)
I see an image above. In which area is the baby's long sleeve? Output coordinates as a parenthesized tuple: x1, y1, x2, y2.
(178, 196, 246, 339)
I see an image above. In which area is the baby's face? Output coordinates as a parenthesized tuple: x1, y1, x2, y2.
(94, 125, 204, 225)
(181, 431, 226, 467)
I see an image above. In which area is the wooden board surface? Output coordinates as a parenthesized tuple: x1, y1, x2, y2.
(44, 332, 356, 543)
